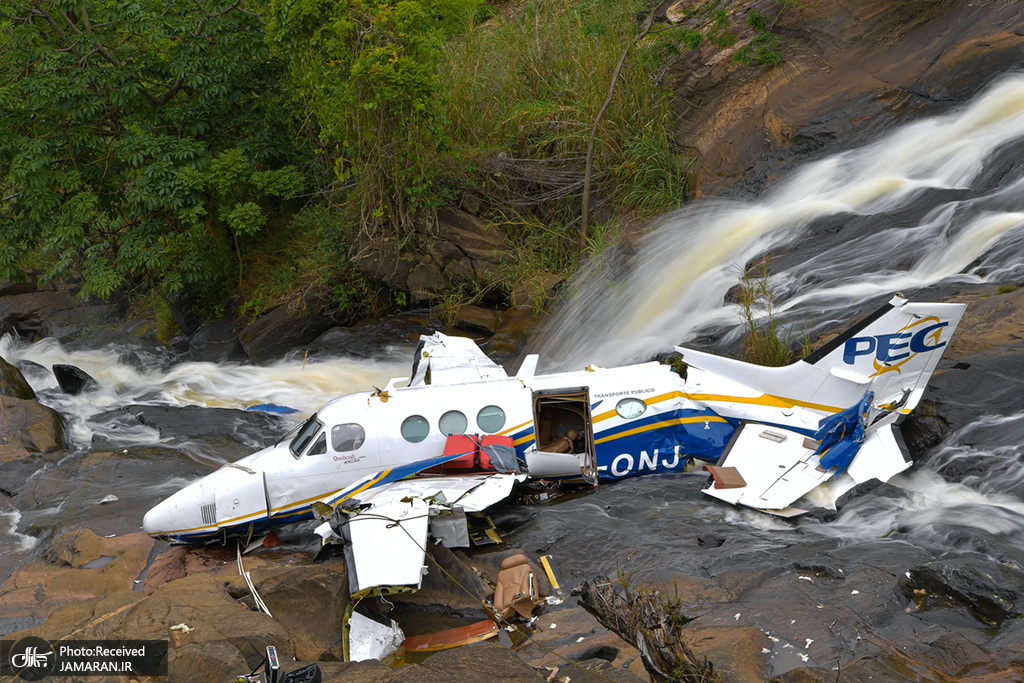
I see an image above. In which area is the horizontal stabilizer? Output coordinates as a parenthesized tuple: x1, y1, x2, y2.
(703, 422, 909, 512)
(703, 424, 833, 511)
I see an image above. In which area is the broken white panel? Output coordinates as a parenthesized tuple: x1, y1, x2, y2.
(356, 473, 523, 513)
(702, 424, 832, 511)
(429, 508, 470, 548)
(453, 473, 523, 512)
(846, 425, 911, 484)
(347, 611, 405, 662)
(343, 497, 431, 594)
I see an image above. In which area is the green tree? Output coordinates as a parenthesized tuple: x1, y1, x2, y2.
(0, 0, 309, 304)
(264, 0, 480, 240)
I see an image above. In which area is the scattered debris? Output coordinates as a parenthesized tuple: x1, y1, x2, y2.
(169, 623, 193, 633)
(97, 494, 119, 504)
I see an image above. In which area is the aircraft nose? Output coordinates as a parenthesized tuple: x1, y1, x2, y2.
(142, 500, 173, 538)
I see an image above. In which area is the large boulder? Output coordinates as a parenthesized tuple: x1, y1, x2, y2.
(0, 529, 153, 631)
(0, 290, 115, 341)
(0, 395, 65, 488)
(354, 208, 513, 302)
(189, 319, 248, 363)
(0, 356, 34, 400)
(238, 286, 333, 364)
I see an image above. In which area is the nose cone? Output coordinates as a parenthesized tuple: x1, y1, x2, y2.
(142, 483, 206, 541)
(142, 500, 173, 539)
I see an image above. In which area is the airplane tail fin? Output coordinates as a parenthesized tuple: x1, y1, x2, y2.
(677, 295, 965, 415)
(800, 294, 965, 411)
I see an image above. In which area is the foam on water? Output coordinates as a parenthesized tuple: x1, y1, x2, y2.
(0, 510, 37, 555)
(0, 334, 411, 451)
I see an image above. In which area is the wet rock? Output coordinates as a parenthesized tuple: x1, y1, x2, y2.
(407, 262, 450, 304)
(833, 479, 910, 510)
(0, 271, 37, 297)
(189, 320, 248, 363)
(672, 1, 1024, 197)
(238, 286, 333, 364)
(900, 409, 951, 458)
(900, 556, 1024, 627)
(99, 572, 293, 682)
(411, 641, 545, 682)
(682, 626, 772, 683)
(0, 529, 153, 629)
(304, 312, 436, 360)
(454, 305, 502, 334)
(482, 307, 544, 364)
(52, 362, 98, 395)
(514, 598, 643, 676)
(0, 290, 115, 341)
(223, 555, 351, 661)
(0, 395, 65, 487)
(0, 356, 34, 400)
(511, 272, 564, 309)
(90, 404, 289, 452)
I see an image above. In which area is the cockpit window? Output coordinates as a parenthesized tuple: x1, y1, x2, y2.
(331, 423, 365, 452)
(306, 432, 327, 456)
(289, 415, 323, 457)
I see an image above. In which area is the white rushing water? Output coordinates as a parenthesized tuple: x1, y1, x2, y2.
(0, 335, 411, 451)
(534, 73, 1024, 369)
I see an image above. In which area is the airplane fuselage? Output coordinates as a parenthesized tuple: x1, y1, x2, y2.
(143, 358, 812, 543)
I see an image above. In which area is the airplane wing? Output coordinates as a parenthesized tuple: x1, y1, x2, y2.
(702, 394, 911, 514)
(319, 469, 525, 597)
(407, 332, 508, 386)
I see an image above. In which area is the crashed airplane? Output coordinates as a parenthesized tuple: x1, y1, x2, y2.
(143, 294, 964, 650)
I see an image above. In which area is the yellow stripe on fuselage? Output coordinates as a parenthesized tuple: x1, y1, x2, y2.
(594, 415, 729, 445)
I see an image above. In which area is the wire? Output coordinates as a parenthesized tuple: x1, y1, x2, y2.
(343, 507, 623, 683)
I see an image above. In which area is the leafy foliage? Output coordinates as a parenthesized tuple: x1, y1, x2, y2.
(265, 0, 481, 239)
(0, 0, 309, 306)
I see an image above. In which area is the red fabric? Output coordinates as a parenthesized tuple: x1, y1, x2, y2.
(477, 435, 514, 471)
(441, 434, 479, 471)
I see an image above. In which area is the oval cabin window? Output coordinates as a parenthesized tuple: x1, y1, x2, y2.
(401, 415, 430, 443)
(331, 423, 365, 451)
(476, 405, 506, 433)
(439, 410, 468, 436)
(615, 397, 647, 420)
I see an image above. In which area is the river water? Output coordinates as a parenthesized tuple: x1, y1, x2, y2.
(3, 73, 1024, 675)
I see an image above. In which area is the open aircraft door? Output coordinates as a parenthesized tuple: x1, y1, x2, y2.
(525, 387, 597, 484)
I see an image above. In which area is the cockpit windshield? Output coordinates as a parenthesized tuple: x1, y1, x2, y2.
(289, 415, 323, 457)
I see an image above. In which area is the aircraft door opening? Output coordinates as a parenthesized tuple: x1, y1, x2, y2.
(527, 388, 597, 484)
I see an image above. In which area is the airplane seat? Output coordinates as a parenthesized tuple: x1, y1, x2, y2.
(494, 553, 539, 619)
(541, 428, 578, 454)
